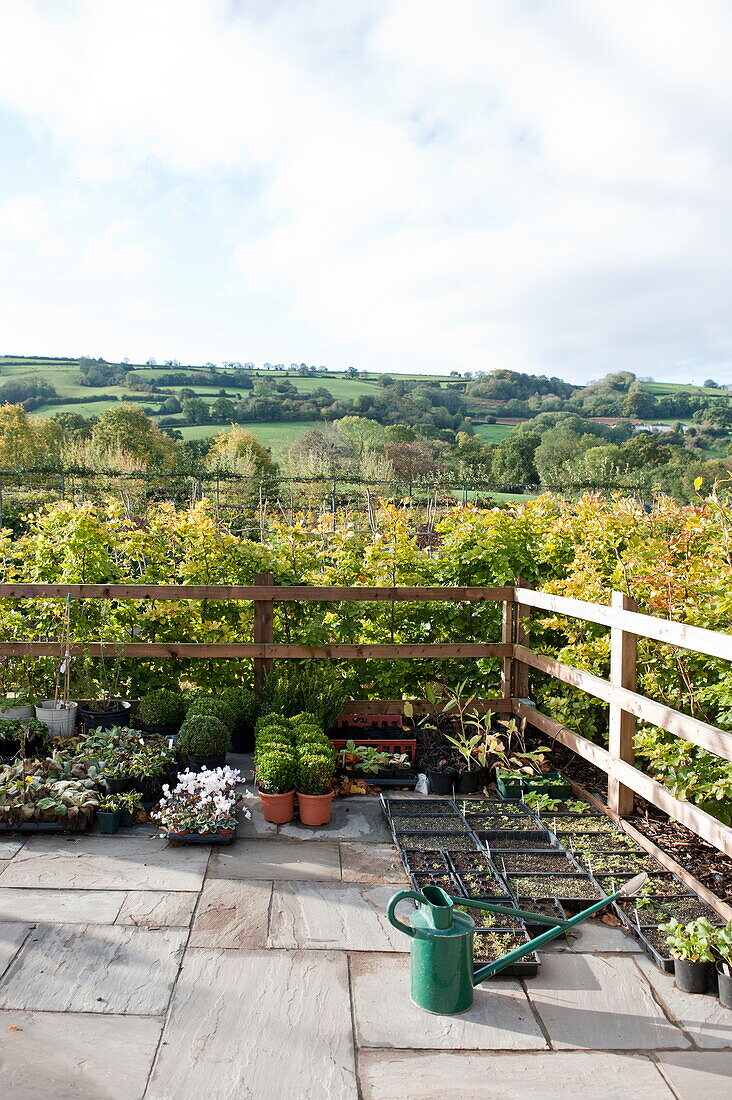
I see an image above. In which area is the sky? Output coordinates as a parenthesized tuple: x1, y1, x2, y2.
(0, 0, 731, 384)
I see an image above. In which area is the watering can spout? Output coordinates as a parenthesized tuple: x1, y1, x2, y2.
(618, 872, 648, 897)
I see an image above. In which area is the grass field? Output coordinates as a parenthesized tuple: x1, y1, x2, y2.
(472, 422, 515, 443)
(640, 381, 729, 397)
(177, 421, 312, 453)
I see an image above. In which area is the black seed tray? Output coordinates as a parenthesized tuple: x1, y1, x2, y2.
(592, 870, 690, 898)
(453, 869, 514, 900)
(395, 830, 483, 853)
(481, 828, 551, 845)
(401, 849, 453, 874)
(489, 850, 583, 877)
(571, 851, 663, 876)
(627, 923, 675, 973)
(392, 816, 469, 834)
(486, 834, 561, 853)
(410, 870, 462, 895)
(473, 929, 541, 977)
(615, 894, 725, 928)
(384, 797, 459, 815)
(506, 872, 602, 907)
(515, 897, 568, 934)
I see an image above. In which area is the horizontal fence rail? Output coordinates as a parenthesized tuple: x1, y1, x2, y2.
(1, 578, 731, 857)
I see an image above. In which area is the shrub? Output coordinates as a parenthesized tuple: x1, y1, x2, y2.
(178, 714, 231, 756)
(138, 689, 187, 728)
(254, 739, 293, 764)
(260, 665, 347, 730)
(296, 752, 334, 796)
(257, 751, 296, 794)
(185, 694, 236, 730)
(220, 686, 259, 728)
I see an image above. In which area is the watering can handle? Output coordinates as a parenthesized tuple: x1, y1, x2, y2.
(386, 890, 428, 939)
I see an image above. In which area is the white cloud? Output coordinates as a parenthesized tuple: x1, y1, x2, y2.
(0, 0, 730, 381)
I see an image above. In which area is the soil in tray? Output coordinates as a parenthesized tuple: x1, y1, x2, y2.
(403, 850, 451, 872)
(392, 814, 466, 832)
(457, 871, 511, 898)
(487, 836, 556, 852)
(597, 873, 688, 897)
(402, 833, 478, 851)
(554, 817, 618, 834)
(618, 895, 725, 926)
(517, 897, 567, 921)
(449, 851, 494, 872)
(564, 832, 640, 855)
(509, 875, 601, 900)
(492, 852, 578, 874)
(413, 872, 457, 892)
(574, 851, 662, 875)
(454, 904, 524, 931)
(470, 814, 538, 831)
(388, 799, 456, 814)
(463, 801, 528, 816)
(473, 931, 531, 964)
(635, 927, 673, 959)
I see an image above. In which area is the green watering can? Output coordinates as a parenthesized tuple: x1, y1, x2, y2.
(387, 872, 648, 1015)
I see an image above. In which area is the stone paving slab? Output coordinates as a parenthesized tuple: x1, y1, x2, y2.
(209, 839, 341, 880)
(0, 922, 30, 977)
(0, 839, 25, 859)
(351, 953, 546, 1050)
(545, 919, 642, 954)
(0, 923, 186, 1014)
(0, 1009, 162, 1099)
(269, 882, 407, 951)
(357, 1050, 675, 1100)
(635, 956, 732, 1049)
(146, 949, 357, 1099)
(526, 953, 690, 1050)
(655, 1051, 732, 1099)
(0, 887, 124, 924)
(189, 878, 271, 948)
(0, 836, 209, 891)
(279, 802, 391, 842)
(339, 842, 408, 883)
(116, 890, 197, 928)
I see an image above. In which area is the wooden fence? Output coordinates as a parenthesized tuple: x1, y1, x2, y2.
(1, 576, 731, 856)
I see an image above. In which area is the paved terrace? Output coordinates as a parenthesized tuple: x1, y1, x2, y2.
(0, 782, 730, 1098)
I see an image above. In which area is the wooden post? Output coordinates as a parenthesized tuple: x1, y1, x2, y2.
(513, 576, 530, 699)
(253, 572, 274, 695)
(607, 589, 637, 816)
(501, 594, 514, 701)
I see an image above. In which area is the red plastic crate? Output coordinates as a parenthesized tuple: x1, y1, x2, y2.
(329, 738, 417, 764)
(337, 713, 404, 730)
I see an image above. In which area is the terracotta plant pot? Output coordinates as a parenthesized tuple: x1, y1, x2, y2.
(258, 787, 295, 824)
(297, 790, 334, 827)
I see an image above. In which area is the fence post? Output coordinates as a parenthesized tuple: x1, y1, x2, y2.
(607, 590, 637, 817)
(253, 572, 274, 695)
(501, 592, 514, 702)
(513, 576, 530, 699)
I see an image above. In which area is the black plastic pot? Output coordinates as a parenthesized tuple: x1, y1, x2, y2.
(717, 967, 732, 1008)
(98, 809, 120, 835)
(79, 700, 131, 734)
(428, 769, 456, 794)
(105, 775, 135, 795)
(674, 958, 710, 994)
(456, 770, 482, 794)
(188, 752, 227, 773)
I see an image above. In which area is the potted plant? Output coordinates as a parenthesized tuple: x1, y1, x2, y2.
(184, 694, 235, 731)
(97, 794, 121, 834)
(137, 688, 187, 739)
(0, 658, 38, 720)
(659, 917, 716, 994)
(177, 714, 231, 771)
(712, 921, 732, 1008)
(153, 765, 247, 844)
(116, 789, 143, 827)
(427, 757, 457, 795)
(73, 649, 131, 734)
(219, 685, 259, 752)
(0, 718, 51, 763)
(296, 753, 335, 826)
(35, 646, 78, 739)
(256, 750, 296, 823)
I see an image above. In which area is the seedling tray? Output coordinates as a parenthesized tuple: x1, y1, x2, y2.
(486, 834, 561, 852)
(410, 870, 462, 894)
(489, 850, 582, 876)
(496, 770, 571, 800)
(473, 929, 541, 977)
(570, 851, 663, 876)
(515, 897, 568, 934)
(401, 849, 453, 874)
(395, 830, 482, 852)
(453, 869, 514, 900)
(384, 798, 458, 815)
(593, 870, 689, 898)
(392, 815, 469, 834)
(481, 828, 551, 846)
(628, 924, 675, 974)
(616, 894, 725, 928)
(506, 872, 602, 906)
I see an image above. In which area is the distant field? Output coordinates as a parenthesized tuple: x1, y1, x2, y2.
(177, 421, 312, 453)
(472, 422, 515, 443)
(28, 399, 123, 418)
(641, 381, 729, 398)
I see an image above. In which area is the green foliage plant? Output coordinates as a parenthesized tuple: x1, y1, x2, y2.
(178, 715, 231, 757)
(138, 688, 187, 728)
(185, 695, 235, 730)
(713, 921, 732, 975)
(659, 917, 716, 962)
(256, 751, 296, 794)
(296, 752, 334, 796)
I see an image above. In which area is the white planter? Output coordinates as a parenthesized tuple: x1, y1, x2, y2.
(0, 702, 35, 721)
(35, 700, 78, 738)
